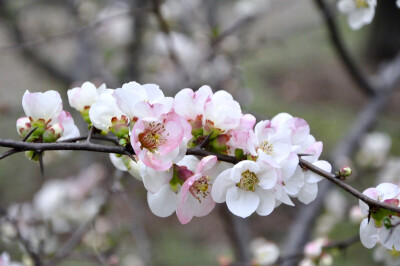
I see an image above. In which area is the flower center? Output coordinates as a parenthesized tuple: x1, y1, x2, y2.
(237, 170, 259, 192)
(190, 176, 211, 203)
(354, 0, 369, 8)
(259, 140, 274, 155)
(138, 122, 167, 152)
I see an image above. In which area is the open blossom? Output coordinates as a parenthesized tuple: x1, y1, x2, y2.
(212, 159, 277, 218)
(359, 183, 400, 251)
(131, 112, 191, 171)
(176, 155, 220, 224)
(247, 119, 292, 166)
(337, 0, 377, 30)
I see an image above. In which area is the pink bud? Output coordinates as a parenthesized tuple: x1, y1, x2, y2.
(42, 123, 64, 142)
(16, 117, 31, 138)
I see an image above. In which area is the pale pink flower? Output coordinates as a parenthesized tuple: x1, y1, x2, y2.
(227, 114, 256, 154)
(67, 82, 112, 112)
(204, 90, 242, 133)
(113, 81, 173, 121)
(22, 90, 62, 125)
(176, 155, 219, 224)
(173, 85, 212, 122)
(131, 112, 191, 171)
(16, 117, 31, 137)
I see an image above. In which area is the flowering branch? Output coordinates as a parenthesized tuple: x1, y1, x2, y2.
(1, 136, 400, 216)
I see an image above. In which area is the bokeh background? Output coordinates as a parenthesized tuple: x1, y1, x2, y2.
(0, 0, 400, 265)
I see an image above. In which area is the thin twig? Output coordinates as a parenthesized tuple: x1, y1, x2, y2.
(86, 126, 94, 143)
(46, 221, 91, 266)
(299, 158, 400, 214)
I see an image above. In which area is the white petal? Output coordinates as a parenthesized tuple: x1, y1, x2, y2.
(141, 165, 173, 194)
(211, 169, 234, 203)
(359, 218, 378, 249)
(256, 190, 275, 216)
(226, 187, 259, 218)
(298, 182, 318, 204)
(147, 185, 177, 217)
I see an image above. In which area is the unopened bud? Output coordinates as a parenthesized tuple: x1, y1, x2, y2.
(16, 117, 31, 138)
(338, 166, 352, 179)
(25, 150, 39, 161)
(42, 123, 64, 142)
(110, 115, 130, 140)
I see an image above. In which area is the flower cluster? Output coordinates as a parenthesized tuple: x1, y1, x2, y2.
(359, 183, 400, 251)
(65, 82, 330, 223)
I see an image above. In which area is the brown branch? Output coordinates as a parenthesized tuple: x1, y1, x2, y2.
(1, 137, 400, 215)
(299, 158, 400, 213)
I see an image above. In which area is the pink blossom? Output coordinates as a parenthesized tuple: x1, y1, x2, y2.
(176, 155, 218, 224)
(131, 112, 191, 171)
(227, 114, 256, 154)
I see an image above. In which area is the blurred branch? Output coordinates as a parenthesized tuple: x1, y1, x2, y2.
(277, 235, 359, 264)
(218, 205, 251, 266)
(151, 0, 190, 84)
(118, 184, 153, 266)
(46, 220, 92, 266)
(0, 0, 74, 86)
(313, 0, 377, 96)
(0, 6, 153, 52)
(282, 53, 400, 265)
(7, 217, 42, 266)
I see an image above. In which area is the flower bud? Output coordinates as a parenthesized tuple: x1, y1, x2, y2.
(338, 166, 352, 179)
(16, 117, 31, 138)
(42, 123, 64, 142)
(25, 150, 39, 161)
(110, 115, 130, 140)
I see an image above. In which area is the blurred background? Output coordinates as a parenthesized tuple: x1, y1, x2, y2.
(0, 0, 400, 265)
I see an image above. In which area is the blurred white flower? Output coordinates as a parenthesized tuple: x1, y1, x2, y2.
(250, 237, 279, 265)
(337, 0, 377, 30)
(356, 132, 391, 168)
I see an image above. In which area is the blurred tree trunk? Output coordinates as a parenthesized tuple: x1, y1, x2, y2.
(125, 0, 148, 82)
(367, 0, 400, 64)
